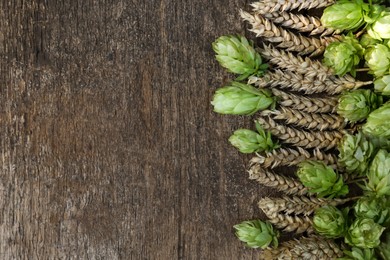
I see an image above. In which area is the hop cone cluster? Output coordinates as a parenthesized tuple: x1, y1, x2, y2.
(234, 220, 278, 249)
(365, 44, 390, 77)
(338, 132, 376, 176)
(377, 232, 390, 260)
(212, 35, 268, 80)
(365, 149, 390, 197)
(368, 11, 390, 40)
(354, 196, 390, 226)
(374, 75, 390, 95)
(337, 89, 382, 123)
(363, 102, 390, 140)
(339, 247, 377, 260)
(297, 160, 348, 198)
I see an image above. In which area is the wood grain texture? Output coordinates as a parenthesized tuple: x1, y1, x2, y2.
(0, 1, 275, 259)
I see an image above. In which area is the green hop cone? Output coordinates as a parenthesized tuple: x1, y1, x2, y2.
(365, 44, 390, 77)
(374, 75, 390, 95)
(313, 205, 347, 238)
(321, 0, 368, 31)
(363, 101, 390, 139)
(345, 218, 385, 249)
(211, 82, 274, 115)
(360, 33, 382, 49)
(354, 196, 390, 226)
(338, 132, 376, 176)
(297, 160, 349, 198)
(212, 35, 267, 80)
(228, 123, 279, 154)
(339, 247, 377, 260)
(377, 232, 390, 260)
(234, 220, 279, 249)
(323, 34, 363, 76)
(368, 11, 390, 40)
(337, 89, 383, 123)
(365, 149, 390, 197)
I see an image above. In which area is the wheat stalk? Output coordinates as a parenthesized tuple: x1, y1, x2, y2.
(271, 88, 338, 113)
(260, 236, 344, 260)
(256, 116, 343, 151)
(251, 147, 340, 170)
(248, 69, 372, 94)
(251, 0, 335, 13)
(261, 106, 346, 131)
(263, 11, 341, 36)
(258, 196, 352, 217)
(265, 211, 314, 234)
(258, 44, 333, 81)
(240, 11, 340, 56)
(248, 164, 308, 196)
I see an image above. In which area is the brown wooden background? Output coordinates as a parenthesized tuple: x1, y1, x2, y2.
(0, 1, 274, 259)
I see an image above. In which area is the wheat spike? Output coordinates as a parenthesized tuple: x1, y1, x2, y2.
(263, 11, 341, 36)
(258, 44, 333, 81)
(248, 69, 371, 95)
(271, 88, 338, 113)
(261, 106, 346, 131)
(240, 11, 340, 57)
(251, 147, 340, 170)
(256, 116, 343, 151)
(260, 236, 343, 260)
(265, 211, 314, 234)
(251, 0, 335, 13)
(258, 196, 352, 217)
(248, 164, 308, 196)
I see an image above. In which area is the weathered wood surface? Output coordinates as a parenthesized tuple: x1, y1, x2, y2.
(0, 1, 273, 259)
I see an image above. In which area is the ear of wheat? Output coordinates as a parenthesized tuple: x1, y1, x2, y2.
(256, 116, 343, 151)
(271, 88, 338, 113)
(262, 11, 341, 36)
(264, 212, 314, 234)
(251, 0, 335, 13)
(250, 147, 340, 170)
(248, 164, 308, 196)
(241, 11, 340, 57)
(261, 106, 346, 131)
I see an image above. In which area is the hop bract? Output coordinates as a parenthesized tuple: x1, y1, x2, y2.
(354, 196, 390, 226)
(212, 35, 267, 80)
(321, 0, 368, 31)
(337, 89, 382, 123)
(323, 35, 363, 76)
(365, 44, 390, 77)
(378, 232, 390, 260)
(338, 132, 376, 176)
(339, 247, 376, 260)
(345, 218, 385, 248)
(363, 101, 390, 139)
(368, 11, 390, 40)
(234, 220, 278, 249)
(360, 33, 381, 49)
(365, 149, 390, 197)
(313, 205, 347, 238)
(374, 75, 390, 95)
(297, 160, 348, 198)
(211, 82, 274, 115)
(229, 123, 279, 154)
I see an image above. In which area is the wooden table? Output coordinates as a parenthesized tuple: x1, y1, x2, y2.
(1, 1, 271, 259)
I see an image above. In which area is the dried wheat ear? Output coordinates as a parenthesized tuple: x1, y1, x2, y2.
(251, 0, 335, 13)
(261, 107, 345, 131)
(250, 147, 340, 170)
(258, 196, 352, 217)
(248, 164, 308, 196)
(248, 69, 371, 95)
(262, 11, 341, 36)
(271, 88, 338, 113)
(260, 236, 343, 260)
(264, 211, 314, 234)
(240, 10, 340, 57)
(256, 116, 343, 151)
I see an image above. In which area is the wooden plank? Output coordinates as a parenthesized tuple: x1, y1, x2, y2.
(0, 0, 271, 258)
